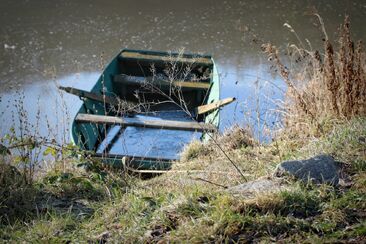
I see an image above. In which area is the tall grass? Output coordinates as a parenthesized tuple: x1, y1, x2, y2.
(262, 16, 366, 135)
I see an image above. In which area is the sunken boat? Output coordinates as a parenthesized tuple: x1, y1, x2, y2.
(61, 49, 234, 171)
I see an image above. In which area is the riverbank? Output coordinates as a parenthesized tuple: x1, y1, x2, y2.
(1, 117, 365, 242)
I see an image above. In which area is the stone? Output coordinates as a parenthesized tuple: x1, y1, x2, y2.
(37, 197, 94, 218)
(227, 177, 288, 198)
(274, 154, 339, 185)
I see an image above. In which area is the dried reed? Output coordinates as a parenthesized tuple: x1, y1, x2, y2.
(263, 16, 365, 135)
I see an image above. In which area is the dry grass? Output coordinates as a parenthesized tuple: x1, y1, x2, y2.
(262, 16, 366, 136)
(180, 125, 256, 162)
(217, 125, 257, 151)
(161, 126, 279, 190)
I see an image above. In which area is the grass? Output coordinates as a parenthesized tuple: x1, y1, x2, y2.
(0, 117, 365, 242)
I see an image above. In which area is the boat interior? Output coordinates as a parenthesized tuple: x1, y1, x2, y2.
(73, 50, 217, 166)
(113, 50, 214, 112)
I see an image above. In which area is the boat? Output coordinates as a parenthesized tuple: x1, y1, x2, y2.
(60, 49, 234, 171)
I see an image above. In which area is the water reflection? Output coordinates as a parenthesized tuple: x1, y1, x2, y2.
(1, 0, 365, 89)
(0, 72, 99, 141)
(0, 64, 284, 145)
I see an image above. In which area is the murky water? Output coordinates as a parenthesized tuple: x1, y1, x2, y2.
(1, 0, 365, 150)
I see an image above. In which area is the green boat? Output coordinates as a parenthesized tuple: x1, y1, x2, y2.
(62, 49, 233, 171)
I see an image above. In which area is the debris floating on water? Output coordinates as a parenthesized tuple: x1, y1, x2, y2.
(4, 44, 16, 50)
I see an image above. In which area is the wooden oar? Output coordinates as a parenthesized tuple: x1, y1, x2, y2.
(75, 113, 217, 132)
(59, 86, 234, 117)
(194, 97, 236, 115)
(58, 86, 120, 106)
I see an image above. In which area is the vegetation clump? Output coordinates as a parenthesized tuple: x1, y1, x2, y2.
(0, 162, 35, 223)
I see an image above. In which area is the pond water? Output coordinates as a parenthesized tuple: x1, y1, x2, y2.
(0, 0, 365, 158)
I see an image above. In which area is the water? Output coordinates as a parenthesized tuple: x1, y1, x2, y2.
(1, 0, 365, 156)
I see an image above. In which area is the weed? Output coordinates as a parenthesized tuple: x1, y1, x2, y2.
(0, 163, 36, 224)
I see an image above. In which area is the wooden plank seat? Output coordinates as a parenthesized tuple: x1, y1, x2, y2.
(75, 113, 217, 132)
(113, 74, 211, 90)
(120, 51, 213, 66)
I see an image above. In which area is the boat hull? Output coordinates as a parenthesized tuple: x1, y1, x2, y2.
(70, 49, 220, 170)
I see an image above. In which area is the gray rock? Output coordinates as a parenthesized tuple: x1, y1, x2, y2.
(274, 154, 339, 185)
(37, 197, 94, 218)
(227, 177, 288, 198)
